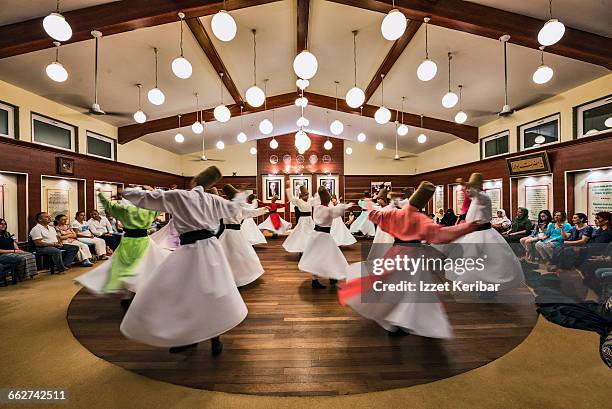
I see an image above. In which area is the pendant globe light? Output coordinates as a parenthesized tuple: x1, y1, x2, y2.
(295, 130, 311, 152)
(417, 114, 427, 143)
(441, 52, 458, 108)
(293, 50, 318, 80)
(191, 93, 204, 134)
(175, 115, 185, 143)
(324, 138, 333, 150)
(396, 97, 409, 135)
(259, 80, 273, 134)
(375, 142, 384, 150)
(345, 146, 353, 155)
(270, 137, 278, 149)
(380, 1, 407, 41)
(147, 48, 165, 105)
(296, 116, 309, 127)
(357, 107, 367, 142)
(245, 29, 265, 107)
(532, 46, 554, 84)
(43, 1, 72, 42)
(133, 84, 147, 123)
(345, 31, 365, 108)
(237, 106, 247, 143)
(295, 96, 308, 108)
(211, 1, 237, 42)
(171, 13, 192, 79)
(214, 73, 231, 122)
(454, 85, 468, 124)
(417, 17, 437, 82)
(296, 78, 310, 90)
(250, 147, 257, 155)
(330, 82, 344, 135)
(374, 74, 391, 125)
(216, 140, 225, 150)
(46, 41, 69, 83)
(538, 0, 565, 46)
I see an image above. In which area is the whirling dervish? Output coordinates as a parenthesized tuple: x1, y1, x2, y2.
(283, 183, 316, 253)
(240, 193, 267, 245)
(258, 195, 291, 236)
(367, 188, 394, 260)
(119, 166, 248, 356)
(349, 191, 376, 237)
(219, 184, 269, 287)
(330, 195, 357, 246)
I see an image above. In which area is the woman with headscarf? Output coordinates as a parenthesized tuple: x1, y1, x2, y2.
(503, 207, 533, 244)
(440, 209, 457, 226)
(491, 209, 512, 233)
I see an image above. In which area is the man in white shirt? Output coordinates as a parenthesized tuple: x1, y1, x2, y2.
(88, 209, 121, 249)
(30, 212, 79, 273)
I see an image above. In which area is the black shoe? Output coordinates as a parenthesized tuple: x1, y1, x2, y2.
(120, 298, 132, 309)
(169, 343, 198, 353)
(211, 337, 223, 356)
(386, 327, 409, 336)
(329, 279, 338, 287)
(311, 279, 326, 289)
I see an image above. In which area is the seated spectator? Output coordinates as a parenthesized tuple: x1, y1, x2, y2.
(440, 209, 457, 226)
(54, 214, 95, 267)
(107, 215, 124, 234)
(549, 212, 593, 271)
(520, 210, 552, 261)
(70, 211, 108, 259)
(503, 207, 533, 244)
(491, 209, 511, 233)
(0, 218, 37, 280)
(435, 208, 444, 224)
(30, 212, 79, 273)
(88, 210, 121, 249)
(535, 210, 572, 262)
(577, 211, 611, 293)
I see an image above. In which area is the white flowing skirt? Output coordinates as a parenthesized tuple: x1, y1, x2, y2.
(343, 249, 453, 339)
(120, 238, 248, 347)
(74, 239, 170, 295)
(150, 220, 179, 250)
(367, 227, 394, 260)
(282, 216, 314, 253)
(258, 216, 291, 235)
(350, 212, 376, 237)
(241, 218, 267, 245)
(298, 231, 348, 280)
(331, 217, 357, 246)
(219, 229, 264, 287)
(437, 228, 524, 291)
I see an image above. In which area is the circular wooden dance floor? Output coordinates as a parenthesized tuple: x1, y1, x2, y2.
(67, 237, 538, 396)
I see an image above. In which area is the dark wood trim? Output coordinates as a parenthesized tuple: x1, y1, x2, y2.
(0, 0, 283, 59)
(327, 0, 612, 69)
(297, 0, 310, 52)
(364, 19, 421, 104)
(185, 17, 243, 105)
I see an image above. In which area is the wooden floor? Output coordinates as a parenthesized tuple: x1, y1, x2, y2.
(67, 237, 538, 396)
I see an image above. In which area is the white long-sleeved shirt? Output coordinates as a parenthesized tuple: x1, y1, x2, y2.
(88, 216, 113, 236)
(312, 203, 350, 228)
(122, 186, 243, 234)
(286, 188, 317, 212)
(225, 203, 267, 224)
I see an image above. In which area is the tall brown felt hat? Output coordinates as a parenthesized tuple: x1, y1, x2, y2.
(299, 185, 309, 197)
(194, 166, 222, 189)
(408, 181, 435, 209)
(222, 184, 239, 200)
(376, 188, 389, 202)
(364, 190, 372, 199)
(271, 194, 278, 202)
(209, 186, 220, 196)
(318, 186, 331, 203)
(468, 172, 484, 190)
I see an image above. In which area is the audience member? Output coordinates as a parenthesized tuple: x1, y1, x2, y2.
(435, 208, 444, 224)
(88, 209, 121, 249)
(440, 209, 457, 226)
(70, 211, 108, 259)
(503, 207, 533, 244)
(0, 218, 37, 280)
(549, 212, 593, 271)
(535, 210, 571, 261)
(30, 212, 79, 273)
(107, 214, 124, 234)
(491, 209, 511, 233)
(54, 214, 95, 267)
(520, 210, 552, 261)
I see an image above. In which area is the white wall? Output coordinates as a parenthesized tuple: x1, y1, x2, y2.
(41, 177, 79, 220)
(180, 141, 257, 177)
(344, 142, 417, 175)
(0, 172, 19, 236)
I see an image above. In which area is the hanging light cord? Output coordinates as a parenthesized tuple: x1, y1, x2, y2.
(420, 114, 424, 130)
(56, 0, 60, 13)
(503, 39, 508, 106)
(54, 42, 60, 62)
(240, 105, 244, 130)
(263, 79, 268, 111)
(178, 114, 182, 128)
(458, 85, 463, 110)
(334, 81, 339, 111)
(380, 74, 385, 105)
(424, 19, 429, 59)
(549, 0, 553, 18)
(447, 53, 452, 91)
(179, 15, 185, 56)
(401, 97, 405, 123)
(353, 31, 358, 87)
(219, 72, 224, 104)
(195, 93, 200, 123)
(154, 47, 159, 87)
(137, 85, 142, 109)
(252, 30, 257, 86)
(540, 46, 545, 65)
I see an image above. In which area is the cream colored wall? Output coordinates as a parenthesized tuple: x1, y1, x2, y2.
(415, 73, 612, 173)
(0, 79, 181, 174)
(344, 142, 417, 175)
(41, 177, 79, 220)
(180, 141, 258, 177)
(0, 172, 20, 236)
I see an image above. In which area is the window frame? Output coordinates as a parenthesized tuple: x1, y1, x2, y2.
(31, 112, 77, 152)
(0, 100, 17, 139)
(517, 112, 561, 152)
(480, 130, 510, 159)
(574, 94, 612, 139)
(86, 130, 116, 161)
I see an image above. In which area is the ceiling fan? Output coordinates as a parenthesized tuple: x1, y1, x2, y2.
(378, 122, 416, 161)
(78, 31, 130, 118)
(189, 133, 225, 162)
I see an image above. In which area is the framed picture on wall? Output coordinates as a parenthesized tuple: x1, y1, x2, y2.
(317, 175, 339, 199)
(56, 157, 75, 176)
(45, 188, 71, 220)
(289, 176, 311, 212)
(262, 175, 284, 202)
(371, 181, 392, 197)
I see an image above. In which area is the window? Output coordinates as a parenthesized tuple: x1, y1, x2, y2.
(31, 113, 76, 151)
(575, 95, 612, 138)
(518, 113, 560, 151)
(481, 130, 509, 159)
(86, 131, 115, 160)
(0, 101, 16, 139)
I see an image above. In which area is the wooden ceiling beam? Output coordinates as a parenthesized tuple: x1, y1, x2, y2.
(185, 17, 243, 104)
(364, 19, 421, 104)
(0, 0, 282, 59)
(118, 91, 477, 144)
(297, 0, 310, 52)
(327, 0, 612, 69)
